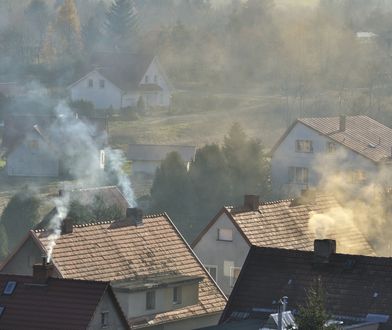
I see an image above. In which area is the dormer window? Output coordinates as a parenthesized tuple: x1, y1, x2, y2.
(145, 75, 149, 83)
(88, 79, 93, 88)
(99, 79, 105, 88)
(217, 228, 233, 241)
(173, 286, 182, 305)
(296, 140, 313, 153)
(146, 291, 156, 310)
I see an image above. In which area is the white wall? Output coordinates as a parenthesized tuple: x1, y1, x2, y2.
(69, 71, 123, 110)
(271, 122, 379, 197)
(140, 58, 172, 107)
(193, 213, 250, 296)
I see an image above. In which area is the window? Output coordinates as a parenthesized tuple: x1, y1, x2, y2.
(145, 75, 149, 83)
(0, 306, 4, 318)
(295, 140, 313, 153)
(347, 169, 367, 183)
(217, 228, 233, 241)
(99, 79, 105, 88)
(154, 75, 158, 83)
(326, 141, 337, 153)
(173, 286, 182, 305)
(230, 267, 241, 287)
(205, 265, 217, 281)
(88, 79, 93, 88)
(146, 291, 156, 310)
(101, 311, 109, 328)
(3, 281, 16, 295)
(288, 167, 309, 184)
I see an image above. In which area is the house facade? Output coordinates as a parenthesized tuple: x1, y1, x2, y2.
(271, 115, 392, 197)
(0, 270, 129, 330)
(192, 194, 375, 296)
(68, 55, 173, 110)
(1, 209, 226, 330)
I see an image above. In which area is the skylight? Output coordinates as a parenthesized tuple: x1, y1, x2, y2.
(3, 281, 16, 295)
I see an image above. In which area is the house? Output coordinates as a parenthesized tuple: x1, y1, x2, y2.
(128, 144, 197, 176)
(0, 82, 23, 98)
(0, 208, 227, 329)
(68, 53, 174, 110)
(1, 113, 107, 177)
(0, 262, 129, 329)
(192, 193, 375, 296)
(216, 241, 392, 329)
(270, 115, 392, 197)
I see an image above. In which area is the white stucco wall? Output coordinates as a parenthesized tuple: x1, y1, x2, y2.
(69, 71, 123, 110)
(139, 58, 172, 107)
(193, 213, 250, 296)
(271, 122, 379, 197)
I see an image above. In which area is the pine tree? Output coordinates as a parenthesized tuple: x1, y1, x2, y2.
(56, 0, 83, 55)
(39, 22, 56, 64)
(105, 0, 138, 48)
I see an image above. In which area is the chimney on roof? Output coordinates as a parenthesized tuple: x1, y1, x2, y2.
(314, 239, 336, 264)
(61, 217, 73, 235)
(244, 195, 260, 211)
(339, 115, 346, 132)
(126, 208, 143, 226)
(33, 256, 54, 284)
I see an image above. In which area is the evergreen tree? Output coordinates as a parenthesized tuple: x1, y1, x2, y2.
(105, 0, 138, 48)
(1, 190, 41, 252)
(0, 224, 8, 261)
(56, 0, 83, 55)
(296, 280, 338, 330)
(39, 22, 56, 64)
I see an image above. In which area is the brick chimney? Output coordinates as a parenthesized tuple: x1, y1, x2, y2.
(33, 256, 54, 284)
(339, 115, 346, 132)
(126, 208, 143, 226)
(244, 195, 259, 211)
(314, 239, 336, 264)
(61, 217, 73, 235)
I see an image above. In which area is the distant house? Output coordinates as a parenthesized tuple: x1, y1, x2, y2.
(68, 54, 174, 110)
(128, 144, 196, 176)
(0, 265, 129, 329)
(1, 113, 107, 177)
(217, 241, 392, 329)
(270, 115, 392, 197)
(1, 208, 227, 329)
(192, 193, 375, 296)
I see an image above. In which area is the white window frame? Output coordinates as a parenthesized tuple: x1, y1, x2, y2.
(101, 311, 109, 328)
(230, 267, 241, 287)
(295, 140, 313, 153)
(217, 228, 233, 242)
(288, 167, 309, 184)
(205, 265, 218, 281)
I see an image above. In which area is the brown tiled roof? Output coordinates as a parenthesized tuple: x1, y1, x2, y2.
(221, 245, 392, 329)
(272, 115, 392, 163)
(193, 194, 375, 256)
(0, 274, 129, 330)
(31, 213, 226, 327)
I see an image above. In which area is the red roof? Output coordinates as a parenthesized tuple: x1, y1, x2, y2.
(0, 274, 129, 330)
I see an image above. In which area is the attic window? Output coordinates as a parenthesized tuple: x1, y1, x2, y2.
(218, 228, 233, 241)
(173, 286, 182, 305)
(88, 79, 93, 88)
(326, 142, 336, 153)
(101, 311, 109, 328)
(3, 281, 16, 295)
(295, 140, 313, 153)
(99, 79, 105, 88)
(146, 291, 156, 310)
(0, 306, 4, 317)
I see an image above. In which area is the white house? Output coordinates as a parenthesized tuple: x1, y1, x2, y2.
(68, 54, 174, 110)
(270, 115, 392, 197)
(192, 193, 375, 296)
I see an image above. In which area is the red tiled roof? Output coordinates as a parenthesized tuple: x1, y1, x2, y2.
(221, 245, 392, 329)
(32, 213, 226, 327)
(272, 115, 392, 163)
(0, 274, 129, 330)
(193, 194, 375, 256)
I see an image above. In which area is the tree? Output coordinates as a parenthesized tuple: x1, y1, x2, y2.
(105, 0, 138, 49)
(39, 22, 57, 64)
(150, 152, 193, 235)
(56, 0, 83, 55)
(296, 280, 338, 330)
(1, 190, 41, 252)
(0, 225, 8, 261)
